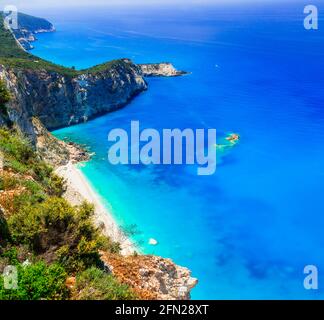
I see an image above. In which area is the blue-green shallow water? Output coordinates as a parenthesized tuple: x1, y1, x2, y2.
(31, 3, 324, 299)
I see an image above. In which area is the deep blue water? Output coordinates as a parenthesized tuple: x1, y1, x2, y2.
(30, 2, 324, 299)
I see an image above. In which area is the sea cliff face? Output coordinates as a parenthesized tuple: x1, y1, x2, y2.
(0, 59, 147, 140)
(0, 59, 188, 155)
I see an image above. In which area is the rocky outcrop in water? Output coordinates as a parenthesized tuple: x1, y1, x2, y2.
(139, 62, 187, 77)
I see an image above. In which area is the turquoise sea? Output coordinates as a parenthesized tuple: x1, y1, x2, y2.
(31, 2, 324, 299)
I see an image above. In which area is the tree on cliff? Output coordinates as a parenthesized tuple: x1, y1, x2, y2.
(0, 79, 12, 125)
(0, 80, 10, 108)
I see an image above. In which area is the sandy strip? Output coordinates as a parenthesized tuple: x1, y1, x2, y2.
(55, 162, 137, 255)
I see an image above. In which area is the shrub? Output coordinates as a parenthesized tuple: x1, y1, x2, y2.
(45, 173, 66, 197)
(0, 210, 10, 245)
(0, 80, 10, 107)
(0, 261, 68, 300)
(21, 180, 46, 202)
(0, 174, 19, 190)
(0, 247, 19, 265)
(0, 129, 66, 194)
(73, 267, 136, 300)
(0, 129, 34, 169)
(3, 157, 29, 174)
(8, 197, 75, 249)
(31, 161, 52, 182)
(8, 197, 116, 272)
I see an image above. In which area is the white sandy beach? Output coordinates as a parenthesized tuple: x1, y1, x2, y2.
(55, 162, 137, 255)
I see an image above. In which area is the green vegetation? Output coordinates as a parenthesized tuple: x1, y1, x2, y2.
(73, 267, 136, 300)
(7, 198, 114, 272)
(0, 261, 68, 300)
(83, 59, 132, 74)
(0, 15, 78, 76)
(0, 128, 135, 300)
(0, 80, 10, 107)
(0, 80, 11, 124)
(0, 20, 30, 60)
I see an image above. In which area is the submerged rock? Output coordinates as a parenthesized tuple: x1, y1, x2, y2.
(225, 133, 240, 143)
(149, 238, 158, 246)
(216, 132, 240, 151)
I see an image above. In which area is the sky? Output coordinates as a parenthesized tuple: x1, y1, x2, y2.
(0, 0, 300, 10)
(4, 0, 209, 9)
(0, 0, 308, 18)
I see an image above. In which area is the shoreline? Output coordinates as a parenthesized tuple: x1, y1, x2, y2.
(55, 161, 138, 256)
(54, 161, 198, 299)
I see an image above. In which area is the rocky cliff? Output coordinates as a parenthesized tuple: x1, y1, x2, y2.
(30, 117, 89, 166)
(100, 252, 198, 300)
(0, 58, 188, 165)
(0, 59, 147, 148)
(0, 14, 187, 154)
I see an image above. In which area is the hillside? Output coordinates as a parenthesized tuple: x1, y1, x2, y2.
(15, 12, 54, 33)
(0, 15, 79, 76)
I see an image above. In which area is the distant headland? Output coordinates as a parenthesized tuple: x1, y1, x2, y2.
(0, 12, 187, 165)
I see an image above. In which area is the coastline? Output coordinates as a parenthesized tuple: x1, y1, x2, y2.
(55, 161, 199, 299)
(55, 161, 138, 256)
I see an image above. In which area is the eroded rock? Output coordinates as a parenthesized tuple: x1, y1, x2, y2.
(100, 252, 198, 300)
